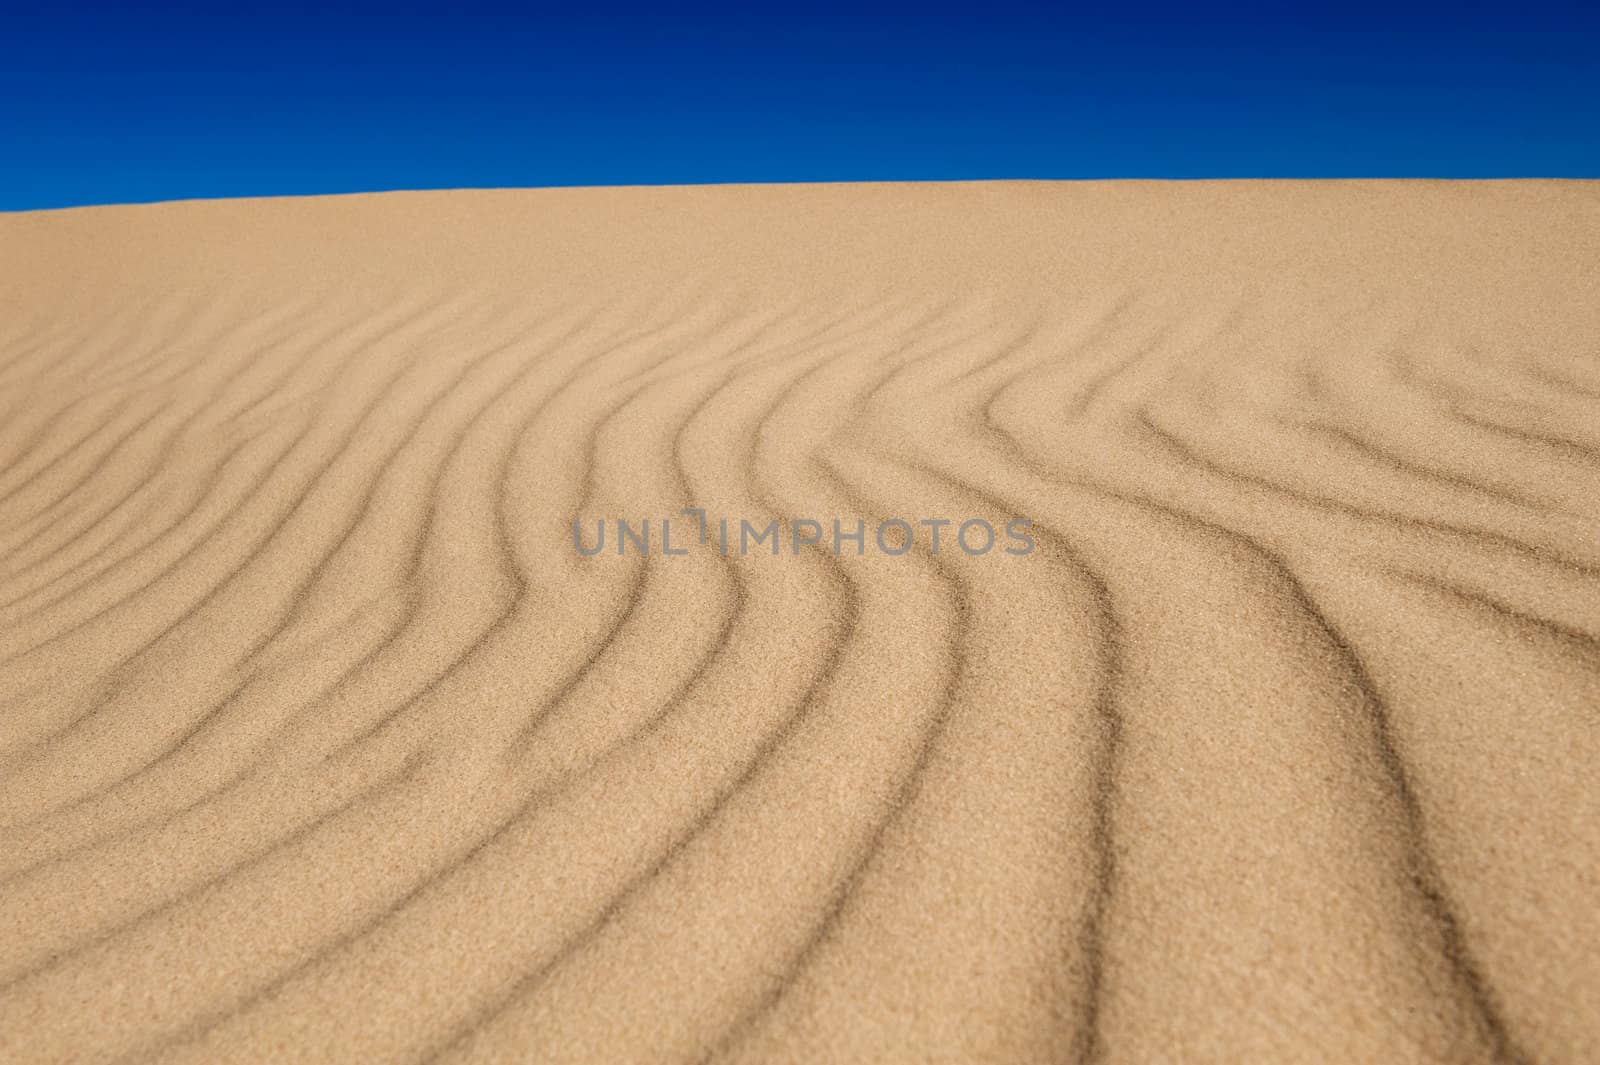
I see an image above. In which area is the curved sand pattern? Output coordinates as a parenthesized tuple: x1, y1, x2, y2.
(1, 181, 1597, 1063)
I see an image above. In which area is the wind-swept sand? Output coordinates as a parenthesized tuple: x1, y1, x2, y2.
(0, 181, 1597, 1064)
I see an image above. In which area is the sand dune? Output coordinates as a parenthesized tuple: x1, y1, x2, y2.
(1, 181, 1597, 1063)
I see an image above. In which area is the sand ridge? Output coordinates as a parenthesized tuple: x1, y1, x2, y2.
(0, 181, 1597, 1063)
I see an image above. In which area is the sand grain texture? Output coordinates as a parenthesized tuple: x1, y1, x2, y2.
(0, 181, 1597, 1063)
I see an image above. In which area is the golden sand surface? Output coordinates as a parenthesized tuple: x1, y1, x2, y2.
(0, 181, 1597, 1063)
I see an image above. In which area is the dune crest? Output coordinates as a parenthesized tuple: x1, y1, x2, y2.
(1, 181, 1597, 1063)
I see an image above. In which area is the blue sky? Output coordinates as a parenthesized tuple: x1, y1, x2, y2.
(3, 2, 1597, 210)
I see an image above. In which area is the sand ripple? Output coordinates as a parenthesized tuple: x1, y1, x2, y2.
(1, 182, 1597, 1063)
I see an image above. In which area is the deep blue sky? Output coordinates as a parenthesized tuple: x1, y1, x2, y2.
(3, 2, 1597, 210)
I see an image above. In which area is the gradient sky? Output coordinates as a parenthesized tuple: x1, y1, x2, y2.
(3, 2, 1598, 210)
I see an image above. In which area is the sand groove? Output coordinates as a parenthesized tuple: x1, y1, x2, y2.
(1, 181, 1597, 1064)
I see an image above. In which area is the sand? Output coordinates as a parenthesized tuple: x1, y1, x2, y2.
(0, 181, 1596, 1064)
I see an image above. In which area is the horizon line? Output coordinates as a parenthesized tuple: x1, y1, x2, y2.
(9, 174, 1599, 215)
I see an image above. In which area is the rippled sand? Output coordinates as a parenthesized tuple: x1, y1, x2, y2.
(1, 181, 1597, 1064)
